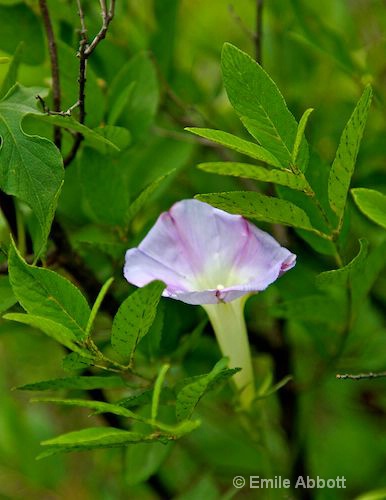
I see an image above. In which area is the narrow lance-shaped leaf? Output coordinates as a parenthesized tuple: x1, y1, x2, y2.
(196, 192, 315, 231)
(127, 170, 175, 222)
(151, 363, 170, 421)
(186, 127, 283, 168)
(176, 358, 240, 421)
(328, 86, 372, 225)
(33, 398, 147, 422)
(38, 427, 159, 458)
(32, 114, 120, 152)
(0, 85, 64, 255)
(3, 313, 83, 352)
(292, 108, 314, 165)
(8, 240, 90, 340)
(17, 376, 126, 392)
(38, 419, 200, 459)
(111, 280, 165, 362)
(198, 162, 308, 191)
(221, 43, 309, 170)
(85, 277, 114, 338)
(351, 188, 386, 230)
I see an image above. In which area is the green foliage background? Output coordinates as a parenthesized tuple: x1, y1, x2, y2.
(0, 1, 385, 499)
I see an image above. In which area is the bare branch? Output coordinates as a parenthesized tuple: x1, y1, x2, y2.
(337, 371, 386, 380)
(85, 0, 116, 57)
(38, 0, 62, 149)
(36, 95, 80, 116)
(64, 0, 115, 167)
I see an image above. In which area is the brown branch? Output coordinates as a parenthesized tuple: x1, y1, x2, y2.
(38, 0, 62, 149)
(84, 0, 116, 57)
(337, 371, 386, 380)
(63, 0, 115, 167)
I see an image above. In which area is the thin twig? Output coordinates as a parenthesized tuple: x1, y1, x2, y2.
(64, 0, 115, 167)
(36, 95, 80, 116)
(337, 371, 386, 380)
(38, 0, 62, 149)
(85, 0, 116, 57)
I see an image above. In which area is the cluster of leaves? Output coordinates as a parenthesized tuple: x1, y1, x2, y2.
(0, 1, 386, 498)
(3, 239, 240, 456)
(187, 43, 386, 364)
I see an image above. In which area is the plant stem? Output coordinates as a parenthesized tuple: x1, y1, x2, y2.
(255, 0, 264, 64)
(203, 297, 254, 409)
(38, 0, 62, 149)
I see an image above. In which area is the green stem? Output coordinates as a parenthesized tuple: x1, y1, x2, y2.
(203, 297, 254, 409)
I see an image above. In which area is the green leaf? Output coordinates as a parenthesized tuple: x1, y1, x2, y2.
(32, 115, 120, 152)
(126, 441, 172, 486)
(3, 313, 83, 351)
(360, 240, 386, 298)
(127, 170, 175, 222)
(316, 239, 369, 313)
(34, 398, 146, 422)
(0, 4, 44, 65)
(0, 85, 64, 255)
(111, 281, 165, 363)
(0, 275, 16, 313)
(108, 81, 135, 126)
(316, 239, 369, 289)
(151, 364, 170, 421)
(85, 277, 114, 338)
(351, 188, 386, 229)
(186, 128, 282, 168)
(176, 358, 239, 421)
(328, 86, 372, 225)
(118, 387, 175, 409)
(108, 52, 159, 141)
(292, 108, 314, 165)
(92, 126, 131, 154)
(198, 162, 308, 190)
(0, 41, 23, 99)
(221, 43, 308, 169)
(79, 147, 131, 227)
(39, 427, 157, 458)
(256, 375, 293, 399)
(196, 191, 314, 230)
(62, 352, 94, 372)
(17, 376, 126, 391)
(8, 241, 90, 340)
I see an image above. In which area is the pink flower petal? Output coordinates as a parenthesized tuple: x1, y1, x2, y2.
(124, 199, 296, 305)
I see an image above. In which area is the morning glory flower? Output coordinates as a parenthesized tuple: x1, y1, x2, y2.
(124, 199, 296, 408)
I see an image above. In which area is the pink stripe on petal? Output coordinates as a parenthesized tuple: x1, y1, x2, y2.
(124, 199, 296, 305)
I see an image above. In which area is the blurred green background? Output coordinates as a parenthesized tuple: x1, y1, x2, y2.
(0, 0, 385, 498)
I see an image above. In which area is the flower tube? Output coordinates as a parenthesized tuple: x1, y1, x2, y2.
(124, 199, 296, 408)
